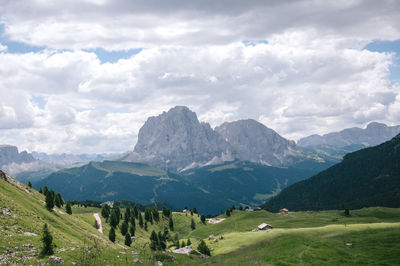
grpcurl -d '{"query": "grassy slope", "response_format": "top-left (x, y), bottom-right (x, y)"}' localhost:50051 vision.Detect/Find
top-left (2, 172), bottom-right (400, 265)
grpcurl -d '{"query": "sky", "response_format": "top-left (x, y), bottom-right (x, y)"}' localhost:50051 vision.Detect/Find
top-left (0, 0), bottom-right (400, 154)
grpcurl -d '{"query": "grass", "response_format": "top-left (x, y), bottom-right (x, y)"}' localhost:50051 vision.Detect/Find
top-left (2, 174), bottom-right (400, 265)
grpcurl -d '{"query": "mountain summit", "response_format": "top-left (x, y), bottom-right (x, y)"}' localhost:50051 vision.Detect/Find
top-left (134, 106), bottom-right (233, 170)
top-left (215, 119), bottom-right (299, 165)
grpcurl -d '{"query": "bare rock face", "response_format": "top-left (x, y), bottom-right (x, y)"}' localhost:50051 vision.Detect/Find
top-left (215, 119), bottom-right (300, 165)
top-left (0, 145), bottom-right (35, 167)
top-left (134, 106), bottom-right (233, 170)
top-left (298, 122), bottom-right (400, 147)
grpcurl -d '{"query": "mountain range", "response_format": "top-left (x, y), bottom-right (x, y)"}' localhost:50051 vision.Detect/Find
top-left (122, 106), bottom-right (325, 171)
top-left (298, 122), bottom-right (400, 147)
top-left (263, 133), bottom-right (400, 212)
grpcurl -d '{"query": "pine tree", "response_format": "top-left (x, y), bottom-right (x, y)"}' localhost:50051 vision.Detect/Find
top-left (120, 221), bottom-right (128, 236)
top-left (190, 218), bottom-right (196, 230)
top-left (169, 215), bottom-right (174, 231)
top-left (109, 227), bottom-right (116, 242)
top-left (45, 191), bottom-right (54, 210)
top-left (43, 186), bottom-right (49, 196)
top-left (226, 209), bottom-right (231, 217)
top-left (40, 224), bottom-right (54, 256)
top-left (129, 215), bottom-right (136, 227)
top-left (197, 240), bottom-right (211, 256)
top-left (239, 205), bottom-right (243, 211)
top-left (133, 205), bottom-right (139, 218)
top-left (149, 230), bottom-right (158, 251)
top-left (187, 238), bottom-right (191, 246)
top-left (152, 206), bottom-right (159, 222)
top-left (144, 207), bottom-right (153, 224)
top-left (28, 181), bottom-right (32, 188)
top-left (39, 187), bottom-right (43, 194)
top-left (201, 214), bottom-right (206, 224)
top-left (66, 202), bottom-right (72, 215)
top-left (94, 219), bottom-right (99, 229)
top-left (124, 207), bottom-right (131, 221)
top-left (181, 240), bottom-right (186, 247)
top-left (124, 232), bottom-right (132, 246)
top-left (54, 194), bottom-right (62, 208)
top-left (193, 207), bottom-right (197, 214)
top-left (129, 223), bottom-right (135, 236)
top-left (162, 206), bottom-right (171, 217)
top-left (144, 221), bottom-right (148, 231)
top-left (101, 204), bottom-right (110, 219)
top-left (138, 212), bottom-right (144, 228)
top-left (175, 240), bottom-right (180, 249)
top-left (109, 210), bottom-right (119, 228)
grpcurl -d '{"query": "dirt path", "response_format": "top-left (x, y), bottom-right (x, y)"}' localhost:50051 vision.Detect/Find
top-left (94, 213), bottom-right (103, 233)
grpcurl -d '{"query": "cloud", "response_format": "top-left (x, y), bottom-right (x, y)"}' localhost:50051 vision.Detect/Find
top-left (0, 1), bottom-right (399, 153)
top-left (1, 0), bottom-right (400, 50)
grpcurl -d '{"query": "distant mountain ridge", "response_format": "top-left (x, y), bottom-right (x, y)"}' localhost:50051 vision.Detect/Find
top-left (36, 160), bottom-right (316, 214)
top-left (298, 122), bottom-right (400, 147)
top-left (263, 133), bottom-right (400, 212)
top-left (0, 145), bottom-right (35, 167)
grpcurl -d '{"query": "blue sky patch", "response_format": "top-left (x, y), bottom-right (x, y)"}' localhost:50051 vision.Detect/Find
top-left (86, 48), bottom-right (143, 63)
top-left (365, 40), bottom-right (400, 83)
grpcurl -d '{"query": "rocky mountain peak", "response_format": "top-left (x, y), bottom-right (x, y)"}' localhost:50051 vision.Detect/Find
top-left (215, 119), bottom-right (299, 165)
top-left (0, 145), bottom-right (35, 167)
top-left (134, 106), bottom-right (233, 170)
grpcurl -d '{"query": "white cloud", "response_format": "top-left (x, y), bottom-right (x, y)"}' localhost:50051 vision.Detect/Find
top-left (0, 43), bottom-right (7, 52)
top-left (0, 1), bottom-right (399, 153)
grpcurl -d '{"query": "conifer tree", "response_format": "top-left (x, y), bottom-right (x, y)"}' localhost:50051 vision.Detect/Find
top-left (40, 224), bottom-right (54, 256)
top-left (101, 204), bottom-right (110, 219)
top-left (201, 214), bottom-right (206, 224)
top-left (66, 202), bottom-right (72, 215)
top-left (133, 205), bottom-right (139, 218)
top-left (124, 207), bottom-right (131, 221)
top-left (129, 215), bottom-right (136, 227)
top-left (197, 240), bottom-right (210, 256)
top-left (94, 219), bottom-right (99, 229)
top-left (43, 186), bottom-right (49, 196)
top-left (187, 238), bottom-right (191, 246)
top-left (45, 191), bottom-right (54, 210)
top-left (144, 221), bottom-right (148, 231)
top-left (28, 181), bottom-right (32, 188)
top-left (226, 209), bottom-right (231, 217)
top-left (175, 240), bottom-right (180, 249)
top-left (120, 221), bottom-right (128, 236)
top-left (109, 210), bottom-right (119, 228)
top-left (109, 227), bottom-right (116, 242)
top-left (124, 232), bottom-right (132, 246)
top-left (169, 215), bottom-right (174, 231)
top-left (39, 187), bottom-right (43, 194)
top-left (129, 223), bottom-right (135, 236)
top-left (138, 212), bottom-right (144, 228)
top-left (152, 206), bottom-right (159, 222)
top-left (239, 205), bottom-right (243, 211)
top-left (162, 206), bottom-right (171, 217)
top-left (54, 194), bottom-right (62, 208)
top-left (190, 218), bottom-right (196, 230)
top-left (181, 240), bottom-right (186, 247)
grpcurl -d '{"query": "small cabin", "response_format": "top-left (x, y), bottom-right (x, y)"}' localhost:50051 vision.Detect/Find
top-left (245, 208), bottom-right (254, 212)
top-left (182, 209), bottom-right (189, 213)
top-left (279, 208), bottom-right (289, 214)
top-left (258, 223), bottom-right (273, 230)
top-left (255, 207), bottom-right (262, 211)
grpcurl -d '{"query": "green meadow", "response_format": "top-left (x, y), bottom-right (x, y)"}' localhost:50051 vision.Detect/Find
top-left (1, 174), bottom-right (400, 265)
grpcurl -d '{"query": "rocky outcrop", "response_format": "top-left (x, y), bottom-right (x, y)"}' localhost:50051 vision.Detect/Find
top-left (298, 122), bottom-right (400, 147)
top-left (133, 106), bottom-right (234, 170)
top-left (215, 119), bottom-right (300, 165)
top-left (0, 145), bottom-right (35, 167)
